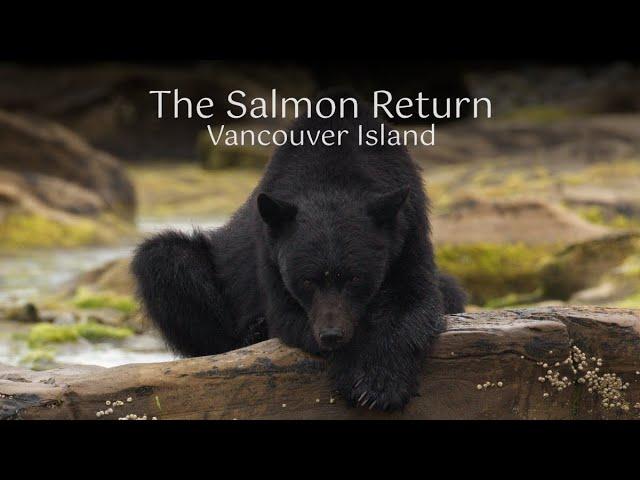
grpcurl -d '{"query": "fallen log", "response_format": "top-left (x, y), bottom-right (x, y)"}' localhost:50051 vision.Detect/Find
top-left (1, 306), bottom-right (640, 420)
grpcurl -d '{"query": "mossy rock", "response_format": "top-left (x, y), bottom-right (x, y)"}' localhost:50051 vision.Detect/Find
top-left (69, 258), bottom-right (135, 296)
top-left (25, 321), bottom-right (133, 348)
top-left (71, 287), bottom-right (137, 314)
top-left (4, 303), bottom-right (40, 323)
top-left (0, 211), bottom-right (137, 249)
top-left (436, 243), bottom-right (552, 305)
top-left (61, 259), bottom-right (150, 332)
top-left (617, 291), bottom-right (640, 308)
top-left (541, 232), bottom-right (640, 300)
top-left (569, 251), bottom-right (640, 306)
top-left (19, 347), bottom-right (58, 371)
top-left (197, 130), bottom-right (271, 170)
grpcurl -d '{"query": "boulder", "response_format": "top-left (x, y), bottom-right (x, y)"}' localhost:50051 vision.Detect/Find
top-left (68, 257), bottom-right (135, 297)
top-left (432, 197), bottom-right (610, 245)
top-left (541, 232), bottom-right (640, 300)
top-left (0, 109), bottom-right (135, 219)
top-left (0, 110), bottom-right (137, 248)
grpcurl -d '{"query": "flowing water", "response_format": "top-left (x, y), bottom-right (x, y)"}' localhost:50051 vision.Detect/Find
top-left (0, 215), bottom-right (228, 369)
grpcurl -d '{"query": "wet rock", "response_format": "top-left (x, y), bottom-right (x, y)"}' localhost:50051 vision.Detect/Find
top-left (570, 252), bottom-right (640, 305)
top-left (541, 232), bottom-right (640, 300)
top-left (51, 312), bottom-right (77, 325)
top-left (571, 282), bottom-right (620, 305)
top-left (66, 258), bottom-right (134, 296)
top-left (4, 303), bottom-right (39, 323)
top-left (83, 308), bottom-right (128, 328)
top-left (125, 311), bottom-right (151, 334)
top-left (121, 332), bottom-right (166, 352)
top-left (0, 109), bottom-right (135, 220)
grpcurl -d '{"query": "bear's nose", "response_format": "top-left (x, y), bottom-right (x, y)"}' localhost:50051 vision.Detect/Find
top-left (319, 327), bottom-right (344, 349)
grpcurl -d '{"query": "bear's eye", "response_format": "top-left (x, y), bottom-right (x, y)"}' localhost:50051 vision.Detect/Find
top-left (302, 279), bottom-right (314, 290)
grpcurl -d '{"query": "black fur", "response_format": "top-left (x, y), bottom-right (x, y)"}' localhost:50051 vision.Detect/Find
top-left (438, 272), bottom-right (468, 314)
top-left (132, 93), bottom-right (467, 411)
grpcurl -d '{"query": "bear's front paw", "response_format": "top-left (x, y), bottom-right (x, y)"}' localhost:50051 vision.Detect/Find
top-left (338, 369), bottom-right (417, 412)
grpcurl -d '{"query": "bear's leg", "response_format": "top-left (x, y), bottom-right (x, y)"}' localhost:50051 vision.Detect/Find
top-left (437, 271), bottom-right (467, 314)
top-left (131, 230), bottom-right (238, 357)
top-left (329, 296), bottom-right (445, 412)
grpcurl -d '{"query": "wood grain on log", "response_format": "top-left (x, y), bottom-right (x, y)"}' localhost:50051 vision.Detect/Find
top-left (1, 306), bottom-right (640, 420)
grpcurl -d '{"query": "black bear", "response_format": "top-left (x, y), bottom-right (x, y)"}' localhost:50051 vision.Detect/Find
top-left (132, 94), bottom-right (466, 411)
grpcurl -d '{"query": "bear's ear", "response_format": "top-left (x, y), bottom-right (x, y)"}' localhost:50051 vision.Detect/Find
top-left (367, 186), bottom-right (410, 225)
top-left (257, 193), bottom-right (298, 228)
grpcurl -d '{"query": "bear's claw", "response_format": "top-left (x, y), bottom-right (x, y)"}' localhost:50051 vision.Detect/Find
top-left (340, 369), bottom-right (415, 412)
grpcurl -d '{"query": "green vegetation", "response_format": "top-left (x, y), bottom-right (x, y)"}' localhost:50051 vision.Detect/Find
top-left (616, 292), bottom-right (640, 308)
top-left (26, 322), bottom-right (133, 348)
top-left (197, 133), bottom-right (270, 169)
top-left (577, 206), bottom-right (607, 225)
top-left (75, 322), bottom-right (134, 342)
top-left (128, 163), bottom-right (261, 217)
top-left (71, 288), bottom-right (137, 314)
top-left (576, 205), bottom-right (640, 230)
top-left (0, 212), bottom-right (136, 249)
top-left (436, 243), bottom-right (552, 306)
top-left (611, 215), bottom-right (640, 230)
top-left (484, 289), bottom-right (544, 309)
top-left (0, 213), bottom-right (98, 249)
top-left (19, 347), bottom-right (57, 371)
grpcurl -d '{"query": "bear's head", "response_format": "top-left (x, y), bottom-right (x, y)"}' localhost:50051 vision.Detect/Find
top-left (257, 186), bottom-right (410, 351)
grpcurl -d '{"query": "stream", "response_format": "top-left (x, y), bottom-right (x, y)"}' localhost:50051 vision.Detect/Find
top-left (0, 215), bottom-right (227, 369)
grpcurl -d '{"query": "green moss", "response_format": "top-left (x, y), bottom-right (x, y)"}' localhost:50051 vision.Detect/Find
top-left (74, 322), bottom-right (133, 342)
top-left (128, 163), bottom-right (261, 217)
top-left (610, 215), bottom-right (640, 230)
top-left (26, 322), bottom-right (133, 348)
top-left (436, 243), bottom-right (552, 305)
top-left (27, 323), bottom-right (78, 347)
top-left (575, 206), bottom-right (640, 230)
top-left (484, 289), bottom-right (544, 309)
top-left (618, 254), bottom-right (640, 278)
top-left (615, 292), bottom-right (640, 308)
top-left (0, 213), bottom-right (98, 249)
top-left (71, 288), bottom-right (137, 314)
top-left (0, 212), bottom-right (137, 249)
top-left (577, 206), bottom-right (606, 225)
top-left (19, 347), bottom-right (58, 371)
